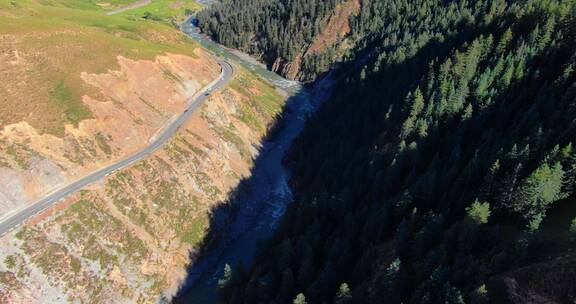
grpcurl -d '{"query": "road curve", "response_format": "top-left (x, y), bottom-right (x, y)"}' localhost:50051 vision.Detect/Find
top-left (0, 59), bottom-right (234, 236)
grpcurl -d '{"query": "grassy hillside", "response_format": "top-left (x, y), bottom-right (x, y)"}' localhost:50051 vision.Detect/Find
top-left (32, 0), bottom-right (136, 10)
top-left (0, 0), bottom-right (200, 135)
top-left (115, 0), bottom-right (202, 23)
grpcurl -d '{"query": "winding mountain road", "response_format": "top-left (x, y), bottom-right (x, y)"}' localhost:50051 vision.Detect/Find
top-left (0, 59), bottom-right (234, 236)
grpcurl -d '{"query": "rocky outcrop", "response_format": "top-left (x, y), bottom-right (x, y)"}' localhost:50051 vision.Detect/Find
top-left (271, 0), bottom-right (360, 81)
top-left (271, 55), bottom-right (302, 81)
top-left (305, 0), bottom-right (360, 56)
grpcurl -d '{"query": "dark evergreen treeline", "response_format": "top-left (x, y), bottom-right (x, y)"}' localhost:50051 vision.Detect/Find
top-left (211, 0), bottom-right (576, 303)
top-left (196, 0), bottom-right (343, 79)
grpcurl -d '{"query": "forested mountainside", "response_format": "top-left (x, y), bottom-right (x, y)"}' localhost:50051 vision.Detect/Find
top-left (197, 0), bottom-right (354, 80)
top-left (208, 0), bottom-right (576, 303)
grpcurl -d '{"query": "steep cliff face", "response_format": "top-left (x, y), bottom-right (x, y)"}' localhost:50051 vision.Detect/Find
top-left (271, 56), bottom-right (302, 82)
top-left (270, 0), bottom-right (360, 80)
top-left (0, 67), bottom-right (285, 303)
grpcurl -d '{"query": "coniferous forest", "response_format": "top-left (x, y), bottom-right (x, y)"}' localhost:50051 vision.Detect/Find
top-left (200, 0), bottom-right (576, 303)
top-left (197, 0), bottom-right (341, 60)
top-left (197, 0), bottom-right (345, 80)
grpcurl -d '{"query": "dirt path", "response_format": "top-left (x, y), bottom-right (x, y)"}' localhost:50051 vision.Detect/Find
top-left (106, 0), bottom-right (152, 15)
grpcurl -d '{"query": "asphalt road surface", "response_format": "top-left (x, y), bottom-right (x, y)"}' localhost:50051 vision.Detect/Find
top-left (0, 59), bottom-right (234, 236)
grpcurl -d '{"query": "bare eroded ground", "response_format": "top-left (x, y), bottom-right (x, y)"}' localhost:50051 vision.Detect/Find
top-left (0, 65), bottom-right (285, 303)
top-left (0, 49), bottom-right (219, 220)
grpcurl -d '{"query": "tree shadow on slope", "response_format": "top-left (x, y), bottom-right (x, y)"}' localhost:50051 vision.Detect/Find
top-left (178, 10), bottom-right (576, 304)
top-left (168, 13), bottom-right (499, 304)
top-left (169, 83), bottom-right (314, 303)
top-left (166, 9), bottom-right (573, 302)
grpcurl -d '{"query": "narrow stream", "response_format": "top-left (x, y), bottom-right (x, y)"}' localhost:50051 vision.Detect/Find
top-left (170, 18), bottom-right (334, 303)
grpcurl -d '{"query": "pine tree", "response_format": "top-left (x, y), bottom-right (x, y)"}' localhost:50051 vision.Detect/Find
top-left (562, 143), bottom-right (576, 195)
top-left (293, 293), bottom-right (307, 304)
top-left (514, 161), bottom-right (565, 228)
top-left (218, 264), bottom-right (232, 289)
top-left (496, 28), bottom-right (513, 54)
top-left (218, 264), bottom-right (234, 300)
top-left (466, 200), bottom-right (491, 224)
top-left (335, 283), bottom-right (352, 304)
top-left (442, 284), bottom-right (466, 304)
top-left (570, 217), bottom-right (576, 233)
top-left (470, 284), bottom-right (489, 304)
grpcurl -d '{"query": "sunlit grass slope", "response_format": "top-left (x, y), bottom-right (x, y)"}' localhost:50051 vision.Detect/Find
top-left (116, 0), bottom-right (202, 23)
top-left (0, 0), bottom-right (200, 136)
